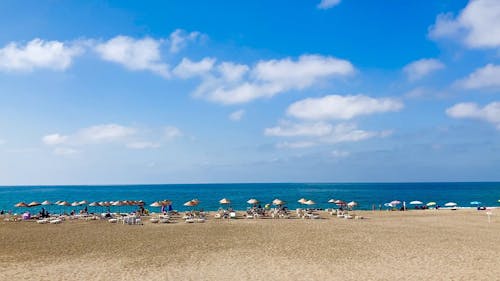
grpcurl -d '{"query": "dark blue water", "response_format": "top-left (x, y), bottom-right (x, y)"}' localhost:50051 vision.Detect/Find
top-left (1, 182), bottom-right (499, 213)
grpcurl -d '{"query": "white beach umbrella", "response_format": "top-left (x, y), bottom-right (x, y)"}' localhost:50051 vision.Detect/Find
top-left (445, 202), bottom-right (457, 207)
top-left (298, 198), bottom-right (307, 204)
top-left (219, 198), bottom-right (231, 204)
top-left (89, 202), bottom-right (100, 207)
top-left (390, 200), bottom-right (401, 205)
top-left (347, 201), bottom-right (357, 207)
top-left (410, 201), bottom-right (423, 205)
top-left (328, 199), bottom-right (336, 203)
top-left (272, 199), bottom-right (285, 206)
top-left (247, 199), bottom-right (259, 205)
top-left (71, 201), bottom-right (80, 207)
top-left (41, 200), bottom-right (51, 206)
top-left (150, 201), bottom-right (161, 207)
top-left (304, 200), bottom-right (315, 205)
top-left (79, 200), bottom-right (88, 205)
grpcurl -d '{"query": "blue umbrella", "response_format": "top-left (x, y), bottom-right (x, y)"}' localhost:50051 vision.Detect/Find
top-left (470, 201), bottom-right (481, 205)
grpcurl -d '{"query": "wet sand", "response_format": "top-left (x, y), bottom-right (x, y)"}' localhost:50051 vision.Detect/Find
top-left (1, 209), bottom-right (499, 280)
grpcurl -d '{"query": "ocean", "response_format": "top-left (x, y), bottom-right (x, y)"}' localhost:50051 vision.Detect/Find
top-left (1, 182), bottom-right (499, 213)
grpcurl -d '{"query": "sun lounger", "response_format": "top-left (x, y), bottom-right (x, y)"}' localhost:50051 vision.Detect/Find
top-left (36, 219), bottom-right (48, 224)
top-left (49, 219), bottom-right (62, 224)
top-left (108, 218), bottom-right (118, 223)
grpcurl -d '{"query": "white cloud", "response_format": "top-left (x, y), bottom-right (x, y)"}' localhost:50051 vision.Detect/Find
top-left (218, 62), bottom-right (249, 82)
top-left (126, 141), bottom-right (161, 149)
top-left (429, 0), bottom-right (500, 48)
top-left (317, 0), bottom-right (341, 10)
top-left (42, 134), bottom-right (68, 145)
top-left (277, 141), bottom-right (317, 149)
top-left (0, 38), bottom-right (83, 72)
top-left (176, 54), bottom-right (355, 105)
top-left (287, 95), bottom-right (403, 121)
top-left (168, 29), bottom-right (202, 53)
top-left (53, 147), bottom-right (79, 156)
top-left (43, 124), bottom-right (136, 146)
top-left (403, 58), bottom-right (445, 81)
top-left (173, 57), bottom-right (215, 78)
top-left (446, 101), bottom-right (500, 129)
top-left (95, 36), bottom-right (169, 78)
top-left (265, 121), bottom-right (333, 137)
top-left (457, 64), bottom-right (500, 89)
top-left (331, 150), bottom-right (350, 158)
top-left (265, 121), bottom-right (390, 145)
top-left (229, 109), bottom-right (245, 121)
top-left (165, 126), bottom-right (183, 140)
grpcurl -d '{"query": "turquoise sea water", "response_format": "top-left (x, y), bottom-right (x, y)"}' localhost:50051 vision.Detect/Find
top-left (1, 182), bottom-right (499, 213)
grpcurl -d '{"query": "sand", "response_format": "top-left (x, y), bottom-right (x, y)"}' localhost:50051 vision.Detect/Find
top-left (1, 210), bottom-right (499, 281)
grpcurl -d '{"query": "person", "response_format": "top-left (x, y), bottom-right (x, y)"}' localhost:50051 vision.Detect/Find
top-left (168, 204), bottom-right (173, 212)
top-left (0, 210), bottom-right (4, 215)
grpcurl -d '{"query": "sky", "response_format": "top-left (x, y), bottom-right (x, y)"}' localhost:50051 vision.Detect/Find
top-left (0, 0), bottom-right (499, 185)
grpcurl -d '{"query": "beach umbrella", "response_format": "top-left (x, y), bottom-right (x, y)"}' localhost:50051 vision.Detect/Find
top-left (55, 200), bottom-right (62, 205)
top-left (58, 201), bottom-right (71, 206)
top-left (347, 201), bottom-right (357, 207)
top-left (384, 203), bottom-right (393, 207)
top-left (470, 201), bottom-right (481, 205)
top-left (15, 202), bottom-right (28, 208)
top-left (272, 199), bottom-right (285, 206)
top-left (427, 202), bottom-right (436, 207)
top-left (304, 200), bottom-right (315, 205)
top-left (184, 199), bottom-right (200, 207)
top-left (219, 198), bottom-right (231, 204)
top-left (71, 201), bottom-right (80, 207)
top-left (410, 201), bottom-right (423, 205)
top-left (89, 202), bottom-right (100, 207)
top-left (247, 198), bottom-right (259, 205)
top-left (79, 200), bottom-right (88, 205)
top-left (160, 200), bottom-right (172, 206)
top-left (298, 198), bottom-right (307, 204)
top-left (41, 200), bottom-right (51, 206)
top-left (28, 201), bottom-right (41, 207)
top-left (150, 201), bottom-right (161, 207)
top-left (390, 200), bottom-right (401, 206)
top-left (327, 199), bottom-right (336, 203)
top-left (445, 202), bottom-right (457, 207)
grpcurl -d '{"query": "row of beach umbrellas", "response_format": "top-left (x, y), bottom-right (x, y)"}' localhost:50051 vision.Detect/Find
top-left (15, 198), bottom-right (500, 210)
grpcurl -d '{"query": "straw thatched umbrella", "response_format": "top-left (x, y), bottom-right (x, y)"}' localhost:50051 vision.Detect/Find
top-left (15, 202), bottom-right (28, 208)
top-left (28, 201), bottom-right (41, 207)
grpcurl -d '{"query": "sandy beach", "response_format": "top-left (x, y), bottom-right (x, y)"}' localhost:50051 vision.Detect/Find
top-left (1, 209), bottom-right (499, 281)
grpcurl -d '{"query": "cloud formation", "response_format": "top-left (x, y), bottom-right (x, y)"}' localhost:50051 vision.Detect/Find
top-left (95, 36), bottom-right (170, 78)
top-left (446, 101), bottom-right (500, 130)
top-left (265, 121), bottom-right (391, 145)
top-left (317, 0), bottom-right (341, 10)
top-left (457, 64), bottom-right (500, 90)
top-left (176, 54), bottom-right (355, 104)
top-left (0, 38), bottom-right (83, 72)
top-left (229, 110), bottom-right (245, 121)
top-left (429, 0), bottom-right (500, 48)
top-left (287, 95), bottom-right (403, 121)
top-left (168, 29), bottom-right (203, 53)
top-left (403, 58), bottom-right (445, 81)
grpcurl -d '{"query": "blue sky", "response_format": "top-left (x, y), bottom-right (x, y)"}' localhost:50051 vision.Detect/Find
top-left (0, 0), bottom-right (499, 185)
